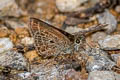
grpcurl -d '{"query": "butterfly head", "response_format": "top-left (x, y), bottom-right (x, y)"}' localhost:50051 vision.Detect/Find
top-left (74, 34), bottom-right (86, 51)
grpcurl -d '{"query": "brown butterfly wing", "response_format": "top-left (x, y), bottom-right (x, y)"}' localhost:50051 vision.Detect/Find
top-left (29, 18), bottom-right (74, 58)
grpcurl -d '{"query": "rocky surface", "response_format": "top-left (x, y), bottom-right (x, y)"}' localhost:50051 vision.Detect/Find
top-left (0, 0), bottom-right (120, 80)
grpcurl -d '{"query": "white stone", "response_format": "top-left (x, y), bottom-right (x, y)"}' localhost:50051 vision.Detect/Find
top-left (21, 37), bottom-right (34, 45)
top-left (18, 72), bottom-right (31, 79)
top-left (56, 0), bottom-right (88, 12)
top-left (88, 71), bottom-right (115, 80)
top-left (115, 6), bottom-right (120, 13)
top-left (0, 38), bottom-right (13, 53)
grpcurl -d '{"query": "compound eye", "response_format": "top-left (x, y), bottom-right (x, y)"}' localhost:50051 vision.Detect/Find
top-left (76, 38), bottom-right (80, 43)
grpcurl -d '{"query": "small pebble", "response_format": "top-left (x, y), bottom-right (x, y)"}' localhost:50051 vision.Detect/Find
top-left (56, 0), bottom-right (88, 12)
top-left (0, 27), bottom-right (9, 38)
top-left (21, 37), bottom-right (34, 45)
top-left (115, 6), bottom-right (120, 13)
top-left (9, 31), bottom-right (17, 43)
top-left (91, 32), bottom-right (107, 42)
top-left (15, 27), bottom-right (29, 38)
top-left (18, 72), bottom-right (31, 79)
top-left (0, 0), bottom-right (22, 17)
top-left (97, 10), bottom-right (117, 34)
top-left (99, 35), bottom-right (120, 50)
top-left (5, 20), bottom-right (27, 29)
top-left (65, 69), bottom-right (82, 80)
top-left (89, 0), bottom-right (100, 7)
top-left (30, 64), bottom-right (64, 80)
top-left (111, 54), bottom-right (120, 62)
top-left (86, 48), bottom-right (115, 72)
top-left (0, 38), bottom-right (13, 53)
top-left (65, 26), bottom-right (83, 34)
top-left (117, 56), bottom-right (120, 67)
top-left (0, 50), bottom-right (27, 70)
top-left (24, 50), bottom-right (39, 62)
top-left (114, 72), bottom-right (120, 80)
top-left (86, 56), bottom-right (115, 72)
top-left (53, 14), bottom-right (66, 27)
top-left (88, 71), bottom-right (116, 80)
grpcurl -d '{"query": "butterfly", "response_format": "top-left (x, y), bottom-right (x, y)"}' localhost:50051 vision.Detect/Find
top-left (29, 18), bottom-right (87, 58)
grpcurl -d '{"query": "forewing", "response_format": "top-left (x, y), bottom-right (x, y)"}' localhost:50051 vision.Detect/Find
top-left (29, 18), bottom-right (74, 58)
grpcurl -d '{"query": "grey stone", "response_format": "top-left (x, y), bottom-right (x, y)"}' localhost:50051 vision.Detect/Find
top-left (88, 71), bottom-right (116, 80)
top-left (5, 19), bottom-right (27, 29)
top-left (91, 32), bottom-right (107, 42)
top-left (30, 64), bottom-right (64, 80)
top-left (0, 38), bottom-right (13, 53)
top-left (86, 56), bottom-right (115, 72)
top-left (20, 60), bottom-right (71, 80)
top-left (98, 35), bottom-right (120, 50)
top-left (86, 48), bottom-right (115, 72)
top-left (97, 10), bottom-right (117, 34)
top-left (0, 51), bottom-right (27, 70)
